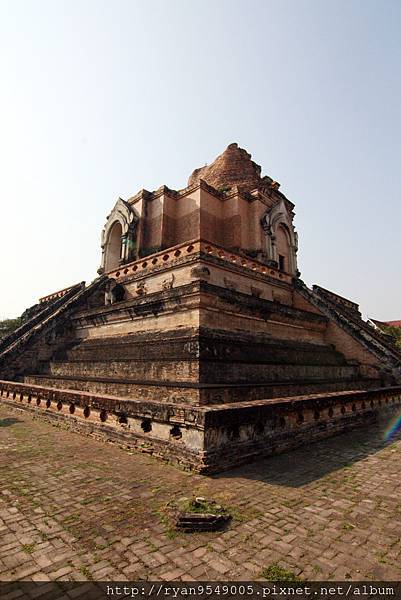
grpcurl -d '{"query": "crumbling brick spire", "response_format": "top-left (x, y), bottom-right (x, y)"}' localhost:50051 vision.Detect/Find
top-left (188, 142), bottom-right (273, 193)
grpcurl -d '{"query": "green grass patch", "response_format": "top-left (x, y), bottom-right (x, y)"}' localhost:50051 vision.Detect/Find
top-left (78, 565), bottom-right (93, 580)
top-left (80, 497), bottom-right (95, 506)
top-left (62, 513), bottom-right (80, 524)
top-left (154, 508), bottom-right (177, 540)
top-left (181, 498), bottom-right (228, 516)
top-left (260, 564), bottom-right (302, 582)
top-left (21, 543), bottom-right (35, 554)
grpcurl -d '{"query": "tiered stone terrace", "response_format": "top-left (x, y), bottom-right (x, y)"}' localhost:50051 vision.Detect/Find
top-left (1, 143), bottom-right (400, 472)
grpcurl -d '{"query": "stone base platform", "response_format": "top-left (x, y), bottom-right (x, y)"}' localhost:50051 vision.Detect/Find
top-left (1, 379), bottom-right (401, 473)
top-left (23, 373), bottom-right (377, 406)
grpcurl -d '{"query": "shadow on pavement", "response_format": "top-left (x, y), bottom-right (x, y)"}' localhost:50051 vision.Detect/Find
top-left (0, 417), bottom-right (22, 427)
top-left (213, 417), bottom-right (401, 488)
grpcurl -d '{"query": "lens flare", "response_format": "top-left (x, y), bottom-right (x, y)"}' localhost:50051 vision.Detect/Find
top-left (383, 411), bottom-right (401, 442)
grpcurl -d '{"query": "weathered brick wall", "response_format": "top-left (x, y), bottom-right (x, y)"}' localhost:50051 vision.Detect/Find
top-left (188, 143), bottom-right (268, 193)
top-left (4, 246), bottom-right (390, 410)
top-left (1, 380), bottom-right (400, 473)
top-left (293, 289), bottom-right (383, 376)
top-left (324, 321), bottom-right (381, 372)
top-left (165, 212), bottom-right (200, 248)
top-left (17, 277), bottom-right (381, 405)
top-left (201, 362), bottom-right (358, 385)
top-left (199, 285), bottom-right (327, 344)
top-left (47, 360), bottom-right (199, 382)
top-left (141, 213), bottom-right (163, 251)
top-left (199, 378), bottom-right (375, 405)
top-left (202, 387), bottom-right (401, 472)
top-left (0, 381), bottom-right (205, 471)
top-left (24, 375), bottom-right (200, 404)
top-left (292, 290), bottom-right (322, 314)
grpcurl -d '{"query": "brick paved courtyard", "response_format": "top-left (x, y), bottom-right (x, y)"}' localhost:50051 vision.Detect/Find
top-left (1, 405), bottom-right (401, 583)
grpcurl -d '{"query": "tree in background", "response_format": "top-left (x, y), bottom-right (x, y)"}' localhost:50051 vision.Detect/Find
top-left (0, 317), bottom-right (22, 340)
top-left (380, 324), bottom-right (401, 350)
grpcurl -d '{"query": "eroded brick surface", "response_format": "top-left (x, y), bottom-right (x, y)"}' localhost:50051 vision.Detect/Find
top-left (1, 405), bottom-right (401, 582)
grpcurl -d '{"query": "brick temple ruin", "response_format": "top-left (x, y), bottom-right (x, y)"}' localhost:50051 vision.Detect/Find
top-left (1, 143), bottom-right (401, 472)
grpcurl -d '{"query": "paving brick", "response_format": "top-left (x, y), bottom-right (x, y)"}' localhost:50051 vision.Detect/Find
top-left (1, 405), bottom-right (401, 582)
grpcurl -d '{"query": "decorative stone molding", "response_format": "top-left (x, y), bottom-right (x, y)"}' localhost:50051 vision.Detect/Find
top-left (99, 198), bottom-right (139, 273)
top-left (190, 266), bottom-right (211, 280)
top-left (135, 280), bottom-right (147, 296)
top-left (161, 274), bottom-right (175, 291)
top-left (261, 199), bottom-right (298, 275)
top-left (106, 239), bottom-right (292, 286)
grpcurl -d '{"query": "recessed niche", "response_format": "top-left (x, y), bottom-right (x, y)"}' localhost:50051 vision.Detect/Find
top-left (141, 419), bottom-right (152, 432)
top-left (170, 425), bottom-right (182, 440)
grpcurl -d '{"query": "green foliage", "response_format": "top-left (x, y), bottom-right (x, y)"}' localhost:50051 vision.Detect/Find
top-left (0, 317), bottom-right (22, 339)
top-left (380, 324), bottom-right (401, 349)
top-left (260, 564), bottom-right (302, 582)
top-left (78, 565), bottom-right (93, 580)
top-left (139, 246), bottom-right (162, 258)
top-left (181, 498), bottom-right (228, 516)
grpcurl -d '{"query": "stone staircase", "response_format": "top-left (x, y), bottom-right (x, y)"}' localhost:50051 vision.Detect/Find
top-left (0, 277), bottom-right (106, 381)
top-left (295, 280), bottom-right (401, 383)
top-left (0, 283), bottom-right (84, 356)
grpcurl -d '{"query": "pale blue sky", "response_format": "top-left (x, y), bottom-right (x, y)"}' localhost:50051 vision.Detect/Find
top-left (0, 0), bottom-right (399, 320)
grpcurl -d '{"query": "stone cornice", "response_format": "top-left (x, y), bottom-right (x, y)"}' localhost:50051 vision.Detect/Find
top-left (125, 178), bottom-right (292, 207)
top-left (105, 238), bottom-right (294, 285)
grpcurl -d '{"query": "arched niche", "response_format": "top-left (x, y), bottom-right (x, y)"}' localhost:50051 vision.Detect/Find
top-left (99, 198), bottom-right (139, 274)
top-left (104, 221), bottom-right (123, 272)
top-left (275, 224), bottom-right (291, 272)
top-left (261, 199), bottom-right (298, 275)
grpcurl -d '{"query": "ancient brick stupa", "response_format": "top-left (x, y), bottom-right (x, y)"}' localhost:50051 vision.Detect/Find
top-left (1, 144), bottom-right (401, 472)
top-left (188, 142), bottom-right (275, 192)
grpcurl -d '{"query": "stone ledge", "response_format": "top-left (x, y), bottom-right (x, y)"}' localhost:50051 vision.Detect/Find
top-left (24, 373), bottom-right (367, 389)
top-left (0, 379), bottom-right (204, 423)
top-left (1, 379), bottom-right (400, 474)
